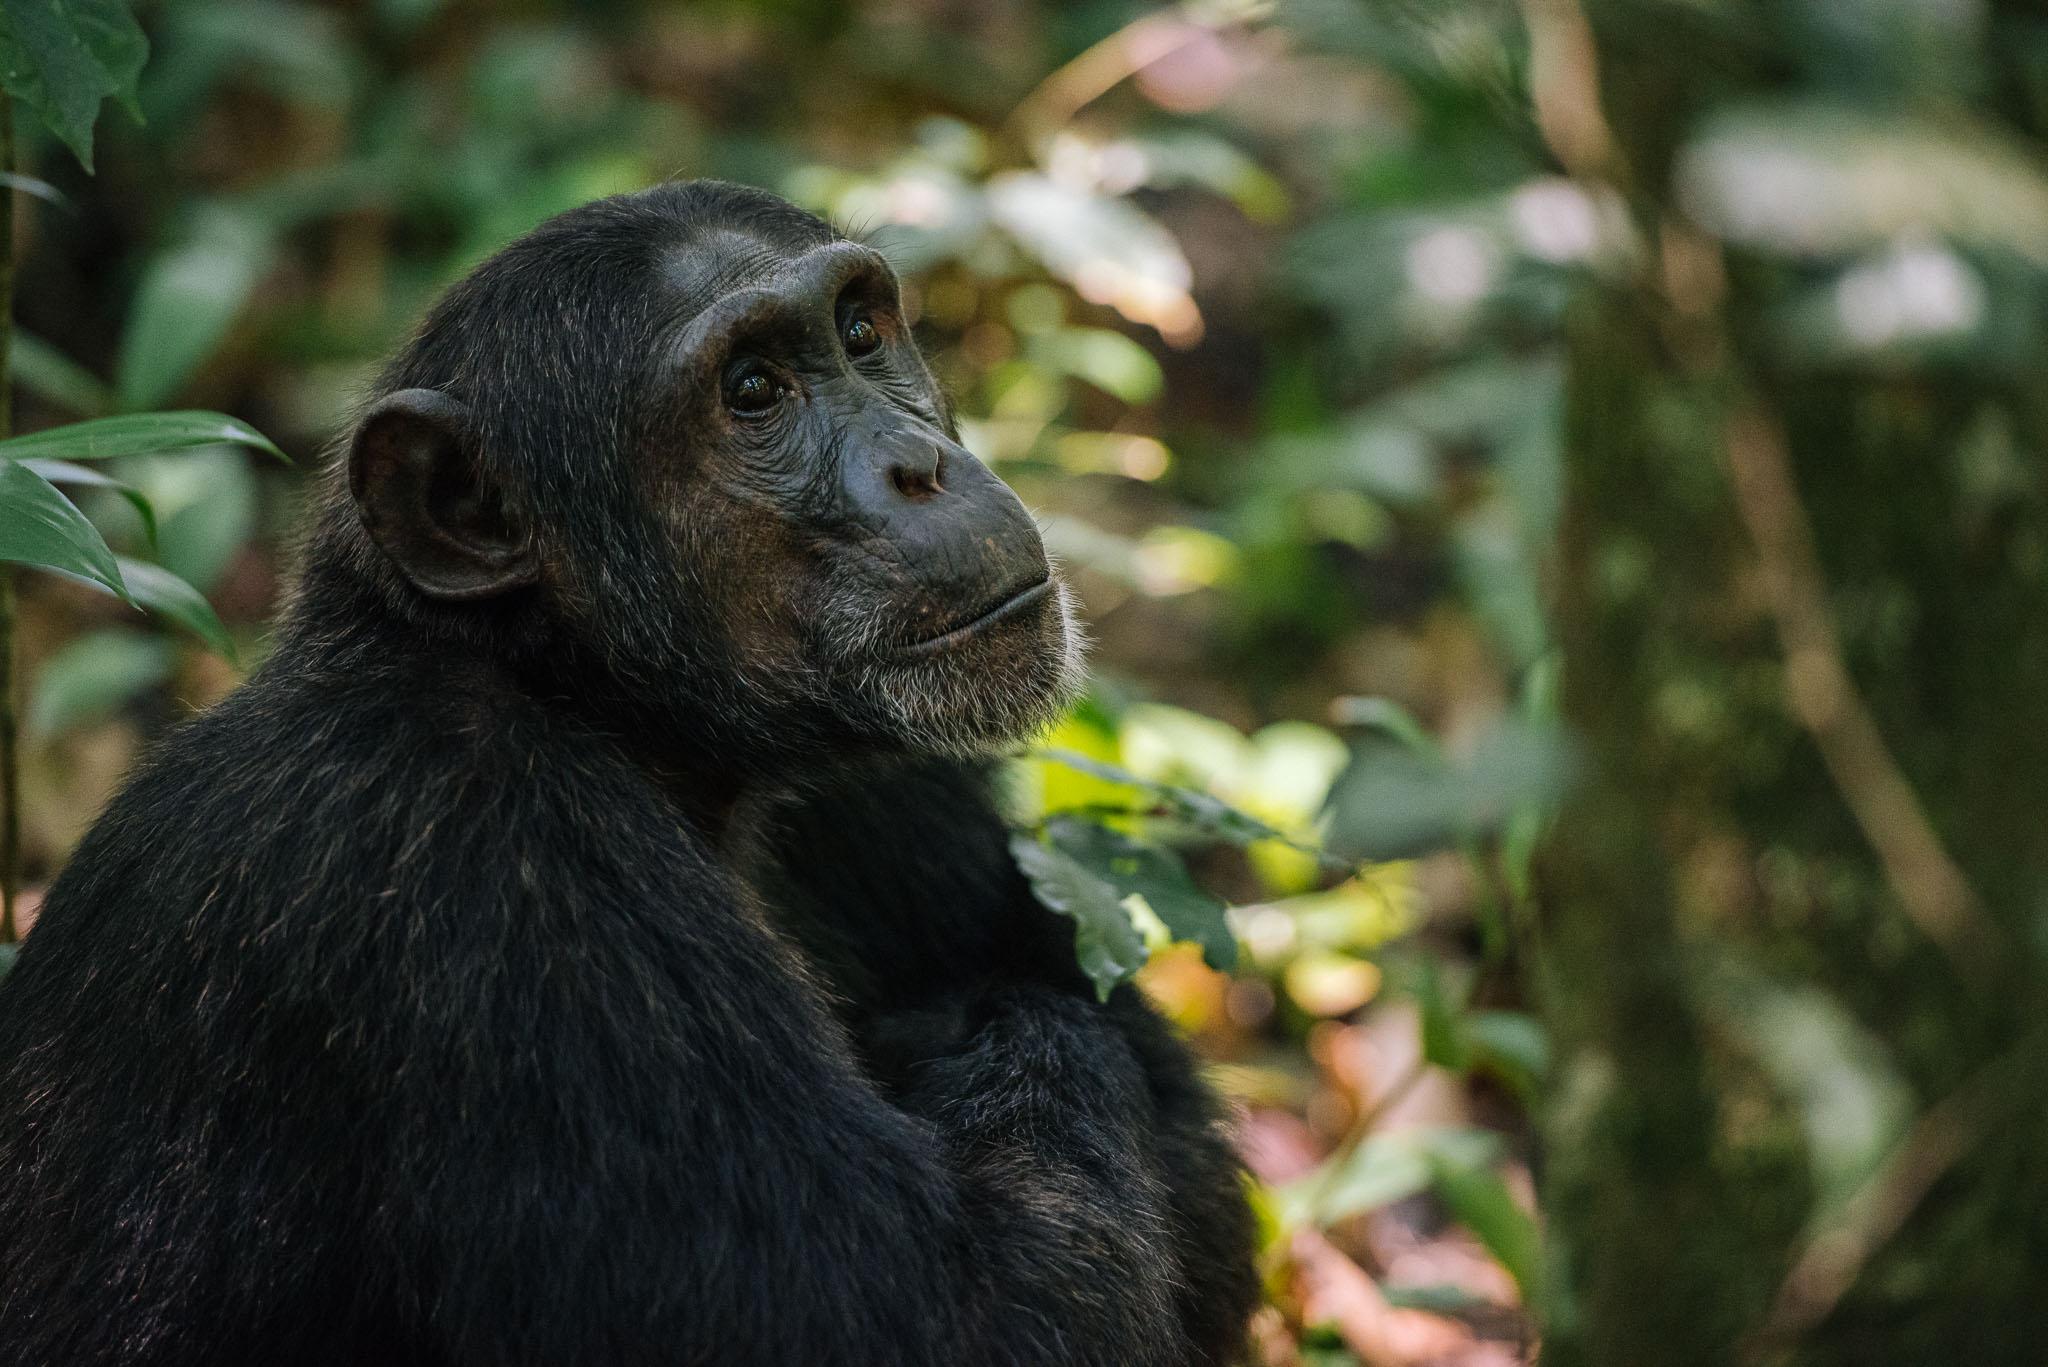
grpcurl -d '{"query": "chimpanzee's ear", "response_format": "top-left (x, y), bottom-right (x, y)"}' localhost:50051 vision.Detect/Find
top-left (348, 388), bottom-right (539, 602)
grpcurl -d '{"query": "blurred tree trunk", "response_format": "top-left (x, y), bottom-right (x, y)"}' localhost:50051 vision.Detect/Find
top-left (1538, 3), bottom-right (2048, 1362)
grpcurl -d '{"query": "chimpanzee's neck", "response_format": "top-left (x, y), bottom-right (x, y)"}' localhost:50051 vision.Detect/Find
top-left (283, 542), bottom-right (796, 845)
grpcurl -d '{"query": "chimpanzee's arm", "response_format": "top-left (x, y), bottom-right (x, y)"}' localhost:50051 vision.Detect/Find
top-left (752, 757), bottom-right (1261, 1365)
top-left (401, 760), bottom-right (1193, 1367)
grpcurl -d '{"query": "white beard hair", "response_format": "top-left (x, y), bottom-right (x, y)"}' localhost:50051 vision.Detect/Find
top-left (819, 577), bottom-right (1089, 758)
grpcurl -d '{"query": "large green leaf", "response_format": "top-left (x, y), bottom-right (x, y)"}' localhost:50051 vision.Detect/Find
top-left (116, 207), bottom-right (277, 410)
top-left (1323, 720), bottom-right (1573, 863)
top-left (0, 411), bottom-right (286, 464)
top-left (114, 556), bottom-right (234, 661)
top-left (1044, 816), bottom-right (1236, 972)
top-left (0, 458), bottom-right (127, 598)
top-left (21, 458), bottom-right (155, 543)
top-left (27, 628), bottom-right (172, 739)
top-left (1008, 832), bottom-right (1147, 1001)
top-left (0, 0), bottom-right (148, 171)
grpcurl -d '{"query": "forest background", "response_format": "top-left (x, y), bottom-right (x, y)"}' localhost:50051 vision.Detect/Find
top-left (2, 1), bottom-right (2045, 1362)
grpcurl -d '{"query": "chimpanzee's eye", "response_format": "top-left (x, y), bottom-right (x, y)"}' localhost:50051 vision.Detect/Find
top-left (726, 368), bottom-right (780, 416)
top-left (842, 315), bottom-right (881, 357)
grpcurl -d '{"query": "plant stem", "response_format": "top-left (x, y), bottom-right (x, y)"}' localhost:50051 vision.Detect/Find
top-left (0, 99), bottom-right (17, 944)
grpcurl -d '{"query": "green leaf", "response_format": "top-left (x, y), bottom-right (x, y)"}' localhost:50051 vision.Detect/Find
top-left (1465, 1010), bottom-right (1549, 1103)
top-left (0, 0), bottom-right (148, 171)
top-left (1324, 720), bottom-right (1573, 863)
top-left (1283, 1134), bottom-right (1432, 1228)
top-left (21, 458), bottom-right (154, 543)
top-left (1027, 328), bottom-right (1164, 405)
top-left (0, 171), bottom-right (67, 207)
top-left (0, 458), bottom-right (127, 598)
top-left (114, 556), bottom-right (234, 660)
top-left (1035, 748), bottom-right (1296, 849)
top-left (1275, 1126), bottom-right (1501, 1230)
top-left (1330, 696), bottom-right (1440, 759)
top-left (1009, 832), bottom-right (1147, 1001)
top-left (1429, 1157), bottom-right (1541, 1300)
top-left (1044, 816), bottom-right (1236, 971)
top-left (10, 331), bottom-right (113, 416)
top-left (27, 628), bottom-right (172, 739)
top-left (116, 207), bottom-right (277, 410)
top-left (122, 444), bottom-right (257, 591)
top-left (1413, 956), bottom-right (1471, 1072)
top-left (0, 411), bottom-right (287, 464)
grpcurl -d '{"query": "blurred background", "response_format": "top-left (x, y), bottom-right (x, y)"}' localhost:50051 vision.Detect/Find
top-left (7, 0), bottom-right (2048, 1362)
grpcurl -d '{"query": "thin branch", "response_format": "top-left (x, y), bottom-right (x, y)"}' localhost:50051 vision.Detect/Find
top-left (1302, 1052), bottom-right (1433, 1220)
top-left (1722, 405), bottom-right (1996, 976)
top-left (1005, 5), bottom-right (1226, 152)
top-left (1516, 0), bottom-right (1626, 184)
top-left (1752, 1027), bottom-right (2045, 1348)
top-left (1516, 0), bottom-right (1996, 977)
top-left (0, 100), bottom-right (17, 946)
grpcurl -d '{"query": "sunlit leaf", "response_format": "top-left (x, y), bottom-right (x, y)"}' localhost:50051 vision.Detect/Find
top-left (1281, 948), bottom-right (1381, 1016)
top-left (1026, 327), bottom-right (1164, 405)
top-left (986, 172), bottom-right (1201, 345)
top-left (1125, 131), bottom-right (1289, 223)
top-left (1009, 831), bottom-right (1147, 1001)
top-left (0, 411), bottom-right (286, 464)
top-left (1710, 968), bottom-right (1912, 1225)
top-left (27, 628), bottom-right (172, 739)
top-left (1678, 102), bottom-right (2048, 264)
top-left (0, 0), bottom-right (148, 171)
top-left (0, 458), bottom-right (127, 598)
top-left (1007, 704), bottom-right (1146, 823)
top-left (115, 556), bottom-right (235, 661)
top-left (1044, 816), bottom-right (1236, 971)
top-left (1037, 747), bottom-right (1298, 851)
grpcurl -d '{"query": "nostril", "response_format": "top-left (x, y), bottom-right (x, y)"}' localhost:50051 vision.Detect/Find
top-left (890, 458), bottom-right (945, 501)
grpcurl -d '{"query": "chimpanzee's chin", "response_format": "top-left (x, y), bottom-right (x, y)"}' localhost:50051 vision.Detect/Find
top-left (850, 580), bottom-right (1084, 758)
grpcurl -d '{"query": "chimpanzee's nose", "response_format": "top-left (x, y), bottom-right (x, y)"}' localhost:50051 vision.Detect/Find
top-left (888, 442), bottom-right (947, 502)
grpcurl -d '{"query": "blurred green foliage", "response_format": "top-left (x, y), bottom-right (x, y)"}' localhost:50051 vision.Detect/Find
top-left (8, 0), bottom-right (2048, 1362)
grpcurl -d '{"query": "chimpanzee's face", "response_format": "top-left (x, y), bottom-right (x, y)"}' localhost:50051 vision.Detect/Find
top-left (346, 186), bottom-right (1082, 765)
top-left (645, 233), bottom-right (1083, 757)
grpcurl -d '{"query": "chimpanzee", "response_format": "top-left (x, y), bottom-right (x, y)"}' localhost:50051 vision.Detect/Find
top-left (0, 181), bottom-right (1257, 1366)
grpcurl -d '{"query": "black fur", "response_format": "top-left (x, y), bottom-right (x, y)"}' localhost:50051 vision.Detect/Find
top-left (0, 181), bottom-right (1257, 1366)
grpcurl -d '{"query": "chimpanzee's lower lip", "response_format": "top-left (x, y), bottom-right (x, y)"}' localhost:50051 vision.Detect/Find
top-left (898, 577), bottom-right (1054, 658)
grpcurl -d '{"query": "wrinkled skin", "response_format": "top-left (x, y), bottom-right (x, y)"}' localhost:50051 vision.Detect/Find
top-left (0, 181), bottom-right (1256, 1367)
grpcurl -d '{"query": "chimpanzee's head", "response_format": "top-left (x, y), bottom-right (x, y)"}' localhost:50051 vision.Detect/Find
top-left (324, 182), bottom-right (1082, 767)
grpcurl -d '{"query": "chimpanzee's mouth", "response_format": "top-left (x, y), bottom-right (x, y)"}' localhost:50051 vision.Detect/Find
top-left (898, 575), bottom-right (1054, 658)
